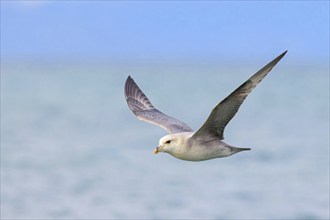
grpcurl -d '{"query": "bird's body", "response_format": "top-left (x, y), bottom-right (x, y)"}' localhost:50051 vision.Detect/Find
top-left (157, 132), bottom-right (250, 161)
top-left (124, 51), bottom-right (287, 161)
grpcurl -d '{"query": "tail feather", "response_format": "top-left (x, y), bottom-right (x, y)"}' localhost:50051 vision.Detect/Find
top-left (232, 146), bottom-right (251, 153)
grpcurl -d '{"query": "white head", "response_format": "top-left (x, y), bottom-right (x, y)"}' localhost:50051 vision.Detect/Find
top-left (153, 132), bottom-right (192, 156)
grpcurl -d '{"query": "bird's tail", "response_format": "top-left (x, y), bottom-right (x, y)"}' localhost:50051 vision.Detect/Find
top-left (232, 146), bottom-right (251, 154)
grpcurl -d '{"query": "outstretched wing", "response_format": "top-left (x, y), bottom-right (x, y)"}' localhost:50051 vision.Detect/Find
top-left (125, 76), bottom-right (193, 134)
top-left (192, 51), bottom-right (287, 141)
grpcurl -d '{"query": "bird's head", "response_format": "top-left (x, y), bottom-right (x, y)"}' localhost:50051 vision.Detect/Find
top-left (154, 132), bottom-right (193, 156)
top-left (154, 134), bottom-right (178, 154)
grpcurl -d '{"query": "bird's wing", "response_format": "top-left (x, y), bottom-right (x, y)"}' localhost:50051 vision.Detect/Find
top-left (192, 51), bottom-right (287, 141)
top-left (125, 76), bottom-right (193, 134)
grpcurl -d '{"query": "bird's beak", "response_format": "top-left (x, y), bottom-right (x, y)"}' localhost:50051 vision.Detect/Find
top-left (154, 145), bottom-right (164, 154)
top-left (153, 147), bottom-right (159, 154)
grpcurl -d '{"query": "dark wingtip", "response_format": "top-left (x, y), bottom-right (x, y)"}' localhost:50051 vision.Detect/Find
top-left (279, 50), bottom-right (288, 58)
top-left (124, 75), bottom-right (134, 99)
top-left (126, 75), bottom-right (133, 85)
top-left (260, 50), bottom-right (287, 73)
top-left (273, 50), bottom-right (288, 63)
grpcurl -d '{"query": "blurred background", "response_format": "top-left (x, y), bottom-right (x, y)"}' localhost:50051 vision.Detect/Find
top-left (1, 1), bottom-right (329, 219)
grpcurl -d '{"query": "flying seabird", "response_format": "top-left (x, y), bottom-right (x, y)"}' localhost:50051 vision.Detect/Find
top-left (124, 51), bottom-right (287, 161)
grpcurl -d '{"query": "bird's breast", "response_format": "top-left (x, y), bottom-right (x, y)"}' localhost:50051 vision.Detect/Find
top-left (169, 139), bottom-right (229, 161)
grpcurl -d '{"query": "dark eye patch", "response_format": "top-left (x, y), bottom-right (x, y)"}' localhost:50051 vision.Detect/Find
top-left (165, 140), bottom-right (171, 144)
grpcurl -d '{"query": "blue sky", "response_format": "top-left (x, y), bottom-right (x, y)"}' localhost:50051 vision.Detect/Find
top-left (1, 1), bottom-right (329, 63)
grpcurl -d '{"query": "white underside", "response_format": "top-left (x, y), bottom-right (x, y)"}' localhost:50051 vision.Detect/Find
top-left (159, 132), bottom-right (237, 161)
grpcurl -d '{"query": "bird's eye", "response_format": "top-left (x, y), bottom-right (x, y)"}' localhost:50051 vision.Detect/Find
top-left (165, 140), bottom-right (171, 144)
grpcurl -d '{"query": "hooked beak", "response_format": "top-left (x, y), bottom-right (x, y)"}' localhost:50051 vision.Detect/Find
top-left (153, 148), bottom-right (158, 154)
top-left (153, 145), bottom-right (164, 154)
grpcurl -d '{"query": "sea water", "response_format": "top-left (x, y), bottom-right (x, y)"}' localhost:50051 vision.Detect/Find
top-left (1, 61), bottom-right (329, 219)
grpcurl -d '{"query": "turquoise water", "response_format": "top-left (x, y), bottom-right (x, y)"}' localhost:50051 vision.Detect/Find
top-left (1, 62), bottom-right (329, 219)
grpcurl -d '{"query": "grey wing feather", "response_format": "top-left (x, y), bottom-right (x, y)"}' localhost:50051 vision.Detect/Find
top-left (192, 51), bottom-right (287, 141)
top-left (125, 76), bottom-right (193, 134)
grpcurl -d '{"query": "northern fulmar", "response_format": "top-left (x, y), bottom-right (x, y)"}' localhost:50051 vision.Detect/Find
top-left (124, 51), bottom-right (287, 161)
